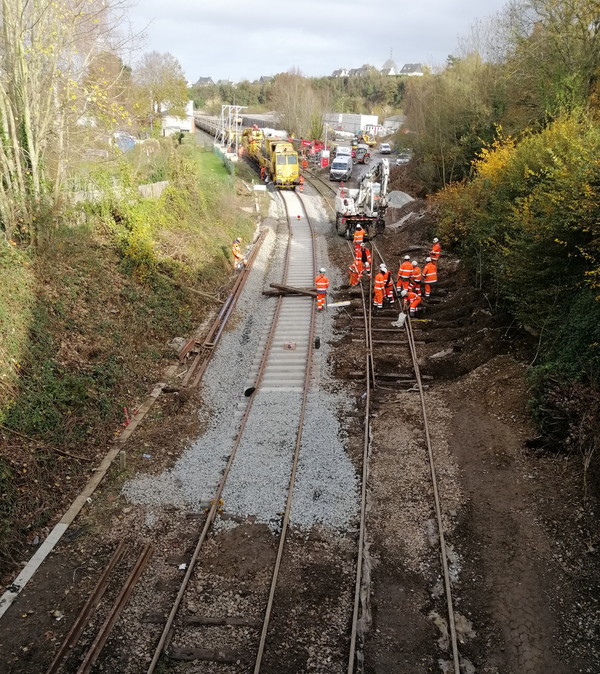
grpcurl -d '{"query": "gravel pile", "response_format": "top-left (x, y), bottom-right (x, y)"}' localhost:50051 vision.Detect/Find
top-left (124, 190), bottom-right (360, 533)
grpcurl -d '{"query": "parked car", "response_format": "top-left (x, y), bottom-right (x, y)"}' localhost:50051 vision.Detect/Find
top-left (395, 151), bottom-right (412, 165)
top-left (329, 155), bottom-right (353, 181)
top-left (380, 143), bottom-right (391, 154)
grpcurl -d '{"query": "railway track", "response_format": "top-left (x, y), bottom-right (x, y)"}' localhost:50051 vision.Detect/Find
top-left (345, 241), bottom-right (461, 673)
top-left (141, 188), bottom-right (322, 672)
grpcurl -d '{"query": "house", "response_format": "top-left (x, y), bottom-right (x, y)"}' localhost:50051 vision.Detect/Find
top-left (380, 56), bottom-right (398, 76)
top-left (194, 77), bottom-right (214, 86)
top-left (161, 100), bottom-right (195, 137)
top-left (259, 75), bottom-right (273, 84)
top-left (399, 63), bottom-right (425, 76)
top-left (332, 68), bottom-right (349, 78)
top-left (217, 79), bottom-right (234, 87)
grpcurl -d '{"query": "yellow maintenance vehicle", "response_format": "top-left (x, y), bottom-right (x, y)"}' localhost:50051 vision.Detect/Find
top-left (241, 126), bottom-right (300, 189)
top-left (357, 131), bottom-right (377, 147)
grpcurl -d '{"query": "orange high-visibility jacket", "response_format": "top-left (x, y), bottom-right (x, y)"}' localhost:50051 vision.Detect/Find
top-left (315, 273), bottom-right (329, 293)
top-left (430, 242), bottom-right (442, 261)
top-left (231, 243), bottom-right (243, 260)
top-left (423, 262), bottom-right (438, 283)
top-left (405, 290), bottom-right (422, 309)
top-left (353, 228), bottom-right (365, 246)
top-left (410, 266), bottom-right (422, 285)
top-left (359, 247), bottom-right (372, 265)
top-left (398, 260), bottom-right (413, 281)
top-left (349, 260), bottom-right (363, 274)
top-left (374, 272), bottom-right (386, 292)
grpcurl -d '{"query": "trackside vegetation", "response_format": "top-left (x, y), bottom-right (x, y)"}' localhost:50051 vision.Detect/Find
top-left (0, 143), bottom-right (256, 574)
top-left (434, 115), bottom-right (600, 473)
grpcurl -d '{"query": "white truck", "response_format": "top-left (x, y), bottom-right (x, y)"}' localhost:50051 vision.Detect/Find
top-left (334, 158), bottom-right (390, 239)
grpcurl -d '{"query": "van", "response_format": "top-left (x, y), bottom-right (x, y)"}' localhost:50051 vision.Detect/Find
top-left (329, 155), bottom-right (353, 181)
top-left (335, 145), bottom-right (352, 157)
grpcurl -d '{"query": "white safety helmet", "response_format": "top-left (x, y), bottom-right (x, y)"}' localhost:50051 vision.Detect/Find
top-left (404, 255), bottom-right (410, 260)
top-left (355, 224), bottom-right (362, 230)
top-left (401, 289), bottom-right (408, 297)
top-left (433, 237), bottom-right (439, 243)
top-left (426, 256), bottom-right (432, 262)
top-left (380, 264), bottom-right (387, 272)
top-left (319, 267), bottom-right (326, 273)
top-left (412, 260), bottom-right (418, 266)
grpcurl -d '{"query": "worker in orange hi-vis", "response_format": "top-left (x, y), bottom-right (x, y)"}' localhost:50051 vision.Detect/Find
top-left (357, 243), bottom-right (372, 278)
top-left (397, 254), bottom-right (413, 291)
top-left (298, 175), bottom-right (305, 192)
top-left (381, 265), bottom-right (394, 304)
top-left (409, 260), bottom-right (422, 296)
top-left (348, 258), bottom-right (363, 287)
top-left (231, 237), bottom-right (246, 270)
top-left (401, 288), bottom-right (422, 317)
top-left (430, 237), bottom-right (442, 264)
top-left (373, 264), bottom-right (387, 310)
top-left (422, 257), bottom-right (438, 298)
top-left (314, 268), bottom-right (329, 311)
top-left (353, 223), bottom-right (365, 251)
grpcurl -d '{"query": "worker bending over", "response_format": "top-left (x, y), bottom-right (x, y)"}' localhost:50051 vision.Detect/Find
top-left (422, 257), bottom-right (438, 297)
top-left (348, 259), bottom-right (362, 287)
top-left (401, 288), bottom-right (421, 317)
top-left (315, 268), bottom-right (329, 311)
top-left (397, 255), bottom-right (413, 291)
top-left (373, 264), bottom-right (388, 310)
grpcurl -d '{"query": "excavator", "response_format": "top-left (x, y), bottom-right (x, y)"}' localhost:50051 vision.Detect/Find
top-left (357, 131), bottom-right (377, 147)
top-left (334, 158), bottom-right (390, 239)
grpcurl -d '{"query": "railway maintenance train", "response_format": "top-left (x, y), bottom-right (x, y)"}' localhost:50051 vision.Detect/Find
top-left (241, 126), bottom-right (300, 189)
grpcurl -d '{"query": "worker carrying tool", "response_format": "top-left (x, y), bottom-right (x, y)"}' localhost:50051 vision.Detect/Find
top-left (409, 260), bottom-right (422, 295)
top-left (373, 264), bottom-right (387, 310)
top-left (231, 237), bottom-right (246, 270)
top-left (315, 268), bottom-right (329, 311)
top-left (401, 288), bottom-right (422, 317)
top-left (357, 243), bottom-right (371, 277)
top-left (430, 237), bottom-right (442, 263)
top-left (422, 257), bottom-right (438, 297)
top-left (353, 223), bottom-right (365, 249)
top-left (397, 255), bottom-right (413, 291)
top-left (348, 258), bottom-right (363, 287)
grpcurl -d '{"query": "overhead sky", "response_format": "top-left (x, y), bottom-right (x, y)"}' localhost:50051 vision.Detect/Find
top-left (128, 0), bottom-right (510, 84)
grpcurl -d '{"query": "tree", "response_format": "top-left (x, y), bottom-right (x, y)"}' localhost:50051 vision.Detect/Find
top-left (270, 69), bottom-right (326, 139)
top-left (133, 52), bottom-right (188, 132)
top-left (0, 0), bottom-right (134, 245)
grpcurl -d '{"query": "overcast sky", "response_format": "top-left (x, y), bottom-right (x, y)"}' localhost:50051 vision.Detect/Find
top-left (128, 0), bottom-right (509, 83)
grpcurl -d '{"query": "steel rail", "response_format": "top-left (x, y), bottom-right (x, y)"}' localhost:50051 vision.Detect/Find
top-left (181, 230), bottom-right (267, 388)
top-left (146, 191), bottom-right (313, 674)
top-left (371, 243), bottom-right (461, 674)
top-left (252, 189), bottom-right (317, 672)
top-left (76, 542), bottom-right (153, 674)
top-left (347, 242), bottom-right (375, 674)
top-left (46, 540), bottom-right (127, 674)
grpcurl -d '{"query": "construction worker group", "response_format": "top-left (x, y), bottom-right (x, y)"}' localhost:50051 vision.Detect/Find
top-left (348, 223), bottom-right (442, 317)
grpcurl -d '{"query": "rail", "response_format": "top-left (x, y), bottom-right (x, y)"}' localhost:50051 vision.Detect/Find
top-left (146, 189), bottom-right (318, 673)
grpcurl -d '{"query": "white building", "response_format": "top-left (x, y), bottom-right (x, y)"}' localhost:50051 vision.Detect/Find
top-left (323, 113), bottom-right (379, 136)
top-left (161, 101), bottom-right (195, 137)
